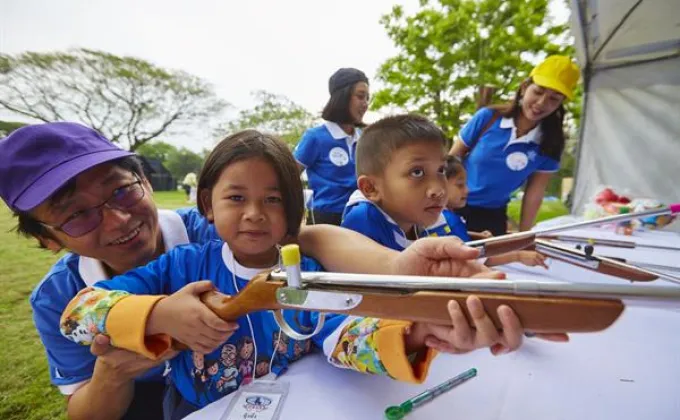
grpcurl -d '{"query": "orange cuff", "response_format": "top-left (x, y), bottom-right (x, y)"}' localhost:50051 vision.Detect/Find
top-left (376, 321), bottom-right (438, 384)
top-left (105, 295), bottom-right (172, 360)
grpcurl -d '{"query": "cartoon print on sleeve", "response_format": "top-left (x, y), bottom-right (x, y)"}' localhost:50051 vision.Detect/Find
top-left (329, 318), bottom-right (391, 377)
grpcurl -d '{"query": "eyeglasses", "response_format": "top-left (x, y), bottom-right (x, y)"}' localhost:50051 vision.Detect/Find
top-left (40, 179), bottom-right (145, 238)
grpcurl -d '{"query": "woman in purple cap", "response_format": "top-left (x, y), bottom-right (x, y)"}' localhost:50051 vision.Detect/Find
top-left (0, 122), bottom-right (533, 420)
top-left (294, 68), bottom-right (370, 226)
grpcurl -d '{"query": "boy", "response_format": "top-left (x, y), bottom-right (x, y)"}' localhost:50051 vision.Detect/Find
top-left (343, 115), bottom-right (547, 269)
top-left (342, 114), bottom-right (449, 250)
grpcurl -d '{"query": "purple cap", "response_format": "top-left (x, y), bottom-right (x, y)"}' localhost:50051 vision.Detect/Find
top-left (0, 122), bottom-right (133, 211)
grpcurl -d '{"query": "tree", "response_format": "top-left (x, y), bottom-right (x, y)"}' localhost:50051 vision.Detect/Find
top-left (373, 0), bottom-right (575, 138)
top-left (0, 48), bottom-right (227, 151)
top-left (136, 140), bottom-right (204, 180)
top-left (164, 147), bottom-right (205, 181)
top-left (136, 141), bottom-right (178, 163)
top-left (217, 90), bottom-right (316, 147)
top-left (0, 120), bottom-right (26, 136)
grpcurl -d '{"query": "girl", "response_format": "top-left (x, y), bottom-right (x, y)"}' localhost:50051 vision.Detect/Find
top-left (449, 55), bottom-right (580, 235)
top-left (60, 131), bottom-right (531, 419)
top-left (444, 156), bottom-right (548, 268)
top-left (294, 67), bottom-right (370, 225)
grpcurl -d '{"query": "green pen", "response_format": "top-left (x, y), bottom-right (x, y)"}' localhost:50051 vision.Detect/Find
top-left (384, 368), bottom-right (478, 420)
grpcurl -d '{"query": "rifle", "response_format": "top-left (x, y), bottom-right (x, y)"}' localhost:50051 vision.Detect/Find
top-left (466, 203), bottom-right (680, 258)
top-left (530, 240), bottom-right (680, 285)
top-left (184, 244), bottom-right (680, 348)
top-left (539, 234), bottom-right (680, 252)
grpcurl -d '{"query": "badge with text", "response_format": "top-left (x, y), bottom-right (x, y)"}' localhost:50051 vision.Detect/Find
top-left (221, 380), bottom-right (289, 420)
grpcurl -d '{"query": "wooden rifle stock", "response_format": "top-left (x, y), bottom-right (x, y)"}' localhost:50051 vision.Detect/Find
top-left (468, 232), bottom-right (536, 257)
top-left (171, 271), bottom-right (625, 351)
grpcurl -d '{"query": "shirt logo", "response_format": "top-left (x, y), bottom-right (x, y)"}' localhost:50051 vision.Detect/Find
top-left (527, 150), bottom-right (537, 161)
top-left (329, 147), bottom-right (350, 166)
top-left (506, 152), bottom-right (529, 171)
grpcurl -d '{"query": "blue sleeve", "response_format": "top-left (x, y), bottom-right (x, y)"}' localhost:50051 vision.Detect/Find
top-left (443, 210), bottom-right (471, 241)
top-left (341, 204), bottom-right (391, 247)
top-left (95, 244), bottom-right (206, 294)
top-left (175, 207), bottom-right (220, 243)
top-left (293, 129), bottom-right (319, 168)
top-left (537, 156), bottom-right (560, 172)
top-left (301, 256), bottom-right (324, 273)
top-left (31, 272), bottom-right (98, 389)
top-left (459, 107), bottom-right (495, 147)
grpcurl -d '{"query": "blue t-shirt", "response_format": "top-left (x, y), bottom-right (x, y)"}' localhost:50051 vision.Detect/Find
top-left (294, 122), bottom-right (361, 213)
top-left (95, 241), bottom-right (346, 408)
top-left (442, 209), bottom-right (470, 241)
top-left (30, 208), bottom-right (218, 393)
top-left (341, 191), bottom-right (452, 251)
top-left (460, 107), bottom-right (560, 208)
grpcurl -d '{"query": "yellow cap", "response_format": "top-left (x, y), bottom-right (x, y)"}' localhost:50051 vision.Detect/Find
top-left (529, 55), bottom-right (580, 100)
top-left (281, 244), bottom-right (301, 266)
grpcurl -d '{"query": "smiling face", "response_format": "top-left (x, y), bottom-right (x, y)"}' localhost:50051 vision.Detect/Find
top-left (30, 163), bottom-right (162, 275)
top-left (521, 83), bottom-right (565, 122)
top-left (362, 141), bottom-right (448, 233)
top-left (201, 157), bottom-right (287, 268)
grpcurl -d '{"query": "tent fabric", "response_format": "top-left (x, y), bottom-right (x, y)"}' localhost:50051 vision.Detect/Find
top-left (569, 0), bottom-right (680, 230)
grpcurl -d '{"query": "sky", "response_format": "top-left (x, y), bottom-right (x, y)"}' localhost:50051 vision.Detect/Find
top-left (1, 0), bottom-right (570, 151)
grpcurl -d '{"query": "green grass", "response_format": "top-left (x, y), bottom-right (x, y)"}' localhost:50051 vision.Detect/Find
top-left (0, 191), bottom-right (187, 420)
top-left (507, 199), bottom-right (569, 226)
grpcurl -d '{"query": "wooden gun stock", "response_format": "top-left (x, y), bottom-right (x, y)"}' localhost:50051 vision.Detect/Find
top-left (468, 233), bottom-right (536, 257)
top-left (171, 272), bottom-right (625, 350)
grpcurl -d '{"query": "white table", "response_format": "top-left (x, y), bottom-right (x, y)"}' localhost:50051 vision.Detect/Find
top-left (188, 226), bottom-right (680, 420)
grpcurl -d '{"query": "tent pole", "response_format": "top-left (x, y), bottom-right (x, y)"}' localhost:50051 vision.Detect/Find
top-left (570, 0), bottom-right (591, 214)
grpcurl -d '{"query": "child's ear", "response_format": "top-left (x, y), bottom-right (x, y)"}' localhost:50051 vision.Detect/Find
top-left (199, 189), bottom-right (214, 222)
top-left (357, 175), bottom-right (381, 202)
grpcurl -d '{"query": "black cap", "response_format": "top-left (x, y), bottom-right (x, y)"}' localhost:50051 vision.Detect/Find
top-left (328, 68), bottom-right (368, 95)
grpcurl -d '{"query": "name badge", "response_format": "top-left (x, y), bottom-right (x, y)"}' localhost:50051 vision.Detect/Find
top-left (221, 380), bottom-right (289, 420)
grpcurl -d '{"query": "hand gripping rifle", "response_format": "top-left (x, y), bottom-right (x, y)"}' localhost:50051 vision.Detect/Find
top-left (174, 243), bottom-right (680, 350)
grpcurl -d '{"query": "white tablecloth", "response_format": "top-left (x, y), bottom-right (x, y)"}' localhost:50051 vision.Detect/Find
top-left (187, 226), bottom-right (680, 420)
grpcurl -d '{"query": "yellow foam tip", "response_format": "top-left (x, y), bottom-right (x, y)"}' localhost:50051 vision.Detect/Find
top-left (281, 244), bottom-right (301, 266)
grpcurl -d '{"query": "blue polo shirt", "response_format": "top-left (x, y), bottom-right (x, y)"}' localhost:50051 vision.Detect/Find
top-left (461, 108), bottom-right (560, 208)
top-left (442, 209), bottom-right (470, 241)
top-left (30, 208), bottom-right (218, 395)
top-left (90, 241), bottom-right (332, 408)
top-left (342, 191), bottom-right (452, 250)
top-left (294, 121), bottom-right (361, 214)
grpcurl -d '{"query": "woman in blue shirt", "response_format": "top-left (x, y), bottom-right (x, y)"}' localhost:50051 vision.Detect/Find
top-left (294, 68), bottom-right (370, 225)
top-left (448, 55), bottom-right (580, 236)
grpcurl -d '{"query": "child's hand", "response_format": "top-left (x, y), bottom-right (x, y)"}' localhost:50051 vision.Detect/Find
top-left (407, 296), bottom-right (524, 356)
top-left (480, 230), bottom-right (493, 239)
top-left (147, 281), bottom-right (239, 354)
top-left (518, 251), bottom-right (549, 269)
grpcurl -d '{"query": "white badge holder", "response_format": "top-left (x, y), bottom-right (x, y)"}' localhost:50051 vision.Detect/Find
top-left (220, 380), bottom-right (290, 420)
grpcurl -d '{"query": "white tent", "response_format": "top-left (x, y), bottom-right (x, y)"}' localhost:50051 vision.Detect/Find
top-left (569, 0), bottom-right (680, 227)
